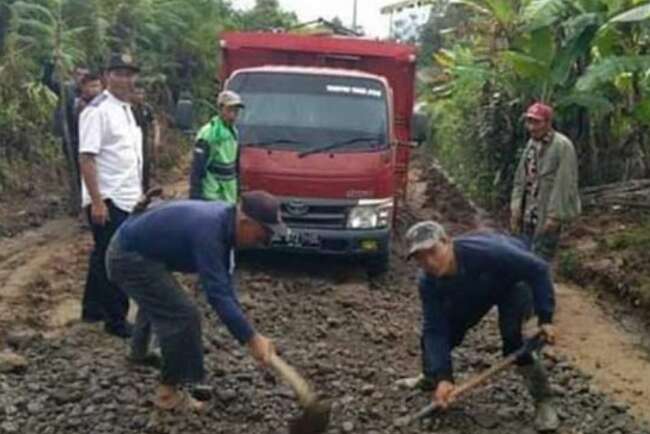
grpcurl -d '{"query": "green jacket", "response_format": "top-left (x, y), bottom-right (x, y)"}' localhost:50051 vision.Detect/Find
top-left (511, 131), bottom-right (581, 234)
top-left (189, 116), bottom-right (239, 203)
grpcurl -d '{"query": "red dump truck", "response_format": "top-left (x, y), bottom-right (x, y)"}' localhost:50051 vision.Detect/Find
top-left (219, 32), bottom-right (422, 273)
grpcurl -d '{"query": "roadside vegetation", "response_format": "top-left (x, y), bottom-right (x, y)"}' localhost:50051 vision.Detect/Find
top-left (0, 0), bottom-right (296, 199)
top-left (415, 0), bottom-right (650, 209)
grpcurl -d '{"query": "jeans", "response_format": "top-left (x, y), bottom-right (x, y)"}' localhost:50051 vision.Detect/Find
top-left (106, 236), bottom-right (205, 385)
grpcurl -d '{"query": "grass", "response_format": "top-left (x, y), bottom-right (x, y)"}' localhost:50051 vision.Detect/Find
top-left (603, 218), bottom-right (650, 252)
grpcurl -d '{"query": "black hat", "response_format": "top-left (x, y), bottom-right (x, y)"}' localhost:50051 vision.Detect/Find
top-left (106, 52), bottom-right (140, 72)
top-left (241, 191), bottom-right (289, 238)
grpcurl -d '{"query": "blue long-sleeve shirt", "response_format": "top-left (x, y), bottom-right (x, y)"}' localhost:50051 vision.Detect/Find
top-left (419, 233), bottom-right (554, 385)
top-left (117, 200), bottom-right (255, 344)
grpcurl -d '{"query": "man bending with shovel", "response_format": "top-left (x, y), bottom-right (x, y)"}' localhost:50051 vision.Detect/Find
top-left (106, 191), bottom-right (284, 410)
top-left (401, 221), bottom-right (559, 432)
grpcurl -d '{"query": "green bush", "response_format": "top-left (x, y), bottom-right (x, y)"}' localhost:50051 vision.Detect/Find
top-left (557, 249), bottom-right (580, 279)
top-left (428, 67), bottom-right (525, 209)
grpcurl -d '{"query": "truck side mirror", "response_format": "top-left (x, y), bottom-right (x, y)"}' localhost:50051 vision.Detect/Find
top-left (174, 93), bottom-right (194, 133)
top-left (410, 112), bottom-right (429, 146)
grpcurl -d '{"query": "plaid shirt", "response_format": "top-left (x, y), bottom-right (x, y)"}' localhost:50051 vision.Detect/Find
top-left (523, 131), bottom-right (554, 229)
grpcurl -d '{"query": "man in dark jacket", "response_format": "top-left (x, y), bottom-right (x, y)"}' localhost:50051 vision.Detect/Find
top-left (69, 72), bottom-right (103, 189)
top-left (42, 60), bottom-right (89, 148)
top-left (401, 221), bottom-right (559, 433)
top-left (131, 84), bottom-right (159, 192)
top-left (106, 191), bottom-right (287, 411)
top-left (43, 61), bottom-right (93, 205)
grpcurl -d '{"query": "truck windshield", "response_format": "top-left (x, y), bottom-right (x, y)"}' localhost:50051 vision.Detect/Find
top-left (227, 72), bottom-right (389, 153)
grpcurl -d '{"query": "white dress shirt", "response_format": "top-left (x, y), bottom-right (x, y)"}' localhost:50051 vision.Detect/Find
top-left (79, 90), bottom-right (143, 212)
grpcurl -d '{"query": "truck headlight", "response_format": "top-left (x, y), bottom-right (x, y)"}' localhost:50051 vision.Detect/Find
top-left (347, 198), bottom-right (393, 229)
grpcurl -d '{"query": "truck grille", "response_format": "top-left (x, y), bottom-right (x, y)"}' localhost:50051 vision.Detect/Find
top-left (280, 199), bottom-right (352, 229)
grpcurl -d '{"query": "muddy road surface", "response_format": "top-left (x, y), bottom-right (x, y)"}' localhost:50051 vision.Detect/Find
top-left (1, 167), bottom-right (650, 434)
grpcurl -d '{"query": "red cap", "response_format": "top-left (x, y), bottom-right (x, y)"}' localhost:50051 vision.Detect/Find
top-left (525, 102), bottom-right (553, 121)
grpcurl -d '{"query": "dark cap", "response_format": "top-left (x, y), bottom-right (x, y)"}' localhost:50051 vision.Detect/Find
top-left (106, 52), bottom-right (140, 73)
top-left (241, 191), bottom-right (289, 237)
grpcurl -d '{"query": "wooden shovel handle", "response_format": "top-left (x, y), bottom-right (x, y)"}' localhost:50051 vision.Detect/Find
top-left (268, 353), bottom-right (316, 408)
top-left (452, 345), bottom-right (524, 399)
top-left (403, 332), bottom-right (544, 425)
top-left (401, 351), bottom-right (525, 425)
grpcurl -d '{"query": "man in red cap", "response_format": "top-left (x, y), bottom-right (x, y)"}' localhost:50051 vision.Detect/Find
top-left (510, 102), bottom-right (581, 260)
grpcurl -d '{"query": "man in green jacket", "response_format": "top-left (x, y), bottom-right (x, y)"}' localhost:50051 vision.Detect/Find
top-left (511, 103), bottom-right (581, 260)
top-left (189, 90), bottom-right (244, 203)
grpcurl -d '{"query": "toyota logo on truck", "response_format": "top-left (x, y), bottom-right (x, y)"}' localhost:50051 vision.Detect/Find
top-left (285, 200), bottom-right (309, 216)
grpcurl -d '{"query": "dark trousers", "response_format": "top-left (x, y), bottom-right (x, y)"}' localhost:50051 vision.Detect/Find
top-left (522, 224), bottom-right (561, 262)
top-left (82, 200), bottom-right (130, 327)
top-left (106, 236), bottom-right (205, 386)
top-left (421, 282), bottom-right (535, 376)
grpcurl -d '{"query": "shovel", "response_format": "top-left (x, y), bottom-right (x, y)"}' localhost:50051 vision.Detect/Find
top-left (394, 332), bottom-right (545, 427)
top-left (269, 353), bottom-right (332, 434)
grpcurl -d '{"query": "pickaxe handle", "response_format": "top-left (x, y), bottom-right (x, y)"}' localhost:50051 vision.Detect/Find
top-left (397, 332), bottom-right (545, 426)
top-left (268, 353), bottom-right (317, 408)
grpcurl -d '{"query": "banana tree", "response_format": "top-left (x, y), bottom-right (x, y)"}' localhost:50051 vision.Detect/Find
top-left (536, 0), bottom-right (650, 180)
top-left (511, 0), bottom-right (650, 105)
top-left (449, 0), bottom-right (523, 53)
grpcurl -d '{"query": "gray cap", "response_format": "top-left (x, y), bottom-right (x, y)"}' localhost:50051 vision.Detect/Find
top-left (405, 221), bottom-right (447, 259)
top-left (217, 90), bottom-right (244, 108)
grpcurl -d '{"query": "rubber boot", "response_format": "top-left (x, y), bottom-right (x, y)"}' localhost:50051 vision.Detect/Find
top-left (518, 356), bottom-right (559, 433)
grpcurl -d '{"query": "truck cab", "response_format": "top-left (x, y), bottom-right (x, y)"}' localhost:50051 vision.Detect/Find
top-left (220, 32), bottom-right (418, 273)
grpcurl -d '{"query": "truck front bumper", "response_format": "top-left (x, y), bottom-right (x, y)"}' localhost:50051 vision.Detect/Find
top-left (268, 226), bottom-right (390, 257)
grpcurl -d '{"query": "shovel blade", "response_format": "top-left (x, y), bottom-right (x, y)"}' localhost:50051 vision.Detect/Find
top-left (288, 400), bottom-right (332, 434)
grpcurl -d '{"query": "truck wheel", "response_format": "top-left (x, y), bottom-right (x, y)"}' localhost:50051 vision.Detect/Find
top-left (366, 251), bottom-right (390, 276)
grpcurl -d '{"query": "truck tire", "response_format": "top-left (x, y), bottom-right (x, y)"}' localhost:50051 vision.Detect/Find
top-left (366, 250), bottom-right (390, 276)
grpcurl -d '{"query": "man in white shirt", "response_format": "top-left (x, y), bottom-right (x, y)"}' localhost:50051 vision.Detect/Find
top-left (79, 53), bottom-right (143, 338)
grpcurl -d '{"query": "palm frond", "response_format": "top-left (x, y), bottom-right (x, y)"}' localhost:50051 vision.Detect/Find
top-left (14, 17), bottom-right (55, 37)
top-left (450, 0), bottom-right (492, 16)
top-left (522, 0), bottom-right (575, 31)
top-left (609, 2), bottom-right (650, 23)
top-left (62, 26), bottom-right (89, 38)
top-left (501, 50), bottom-right (548, 80)
top-left (15, 34), bottom-right (44, 48)
top-left (485, 0), bottom-right (517, 27)
top-left (556, 92), bottom-right (615, 117)
top-left (11, 1), bottom-right (55, 24)
top-left (576, 55), bottom-right (650, 91)
top-left (550, 14), bottom-right (599, 85)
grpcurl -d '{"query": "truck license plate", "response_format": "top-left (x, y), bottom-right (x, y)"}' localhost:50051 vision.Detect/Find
top-left (272, 232), bottom-right (320, 248)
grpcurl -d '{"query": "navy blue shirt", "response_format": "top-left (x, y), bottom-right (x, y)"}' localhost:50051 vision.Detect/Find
top-left (117, 200), bottom-right (255, 344)
top-left (419, 233), bottom-right (554, 385)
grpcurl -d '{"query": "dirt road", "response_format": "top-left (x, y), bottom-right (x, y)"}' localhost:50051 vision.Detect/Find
top-left (1, 166), bottom-right (649, 434)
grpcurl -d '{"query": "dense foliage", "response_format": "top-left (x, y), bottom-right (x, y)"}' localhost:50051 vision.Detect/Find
top-left (417, 0), bottom-right (650, 208)
top-left (0, 0), bottom-right (296, 194)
